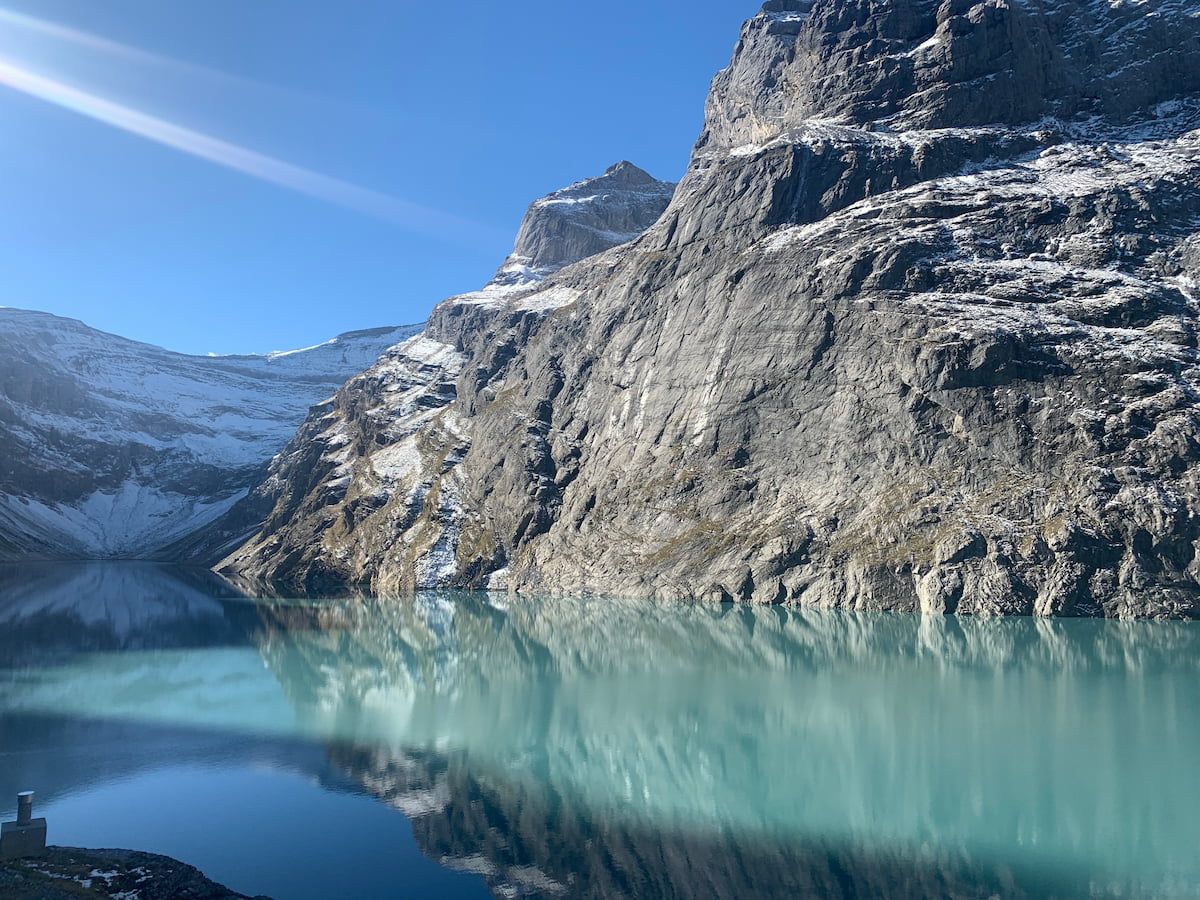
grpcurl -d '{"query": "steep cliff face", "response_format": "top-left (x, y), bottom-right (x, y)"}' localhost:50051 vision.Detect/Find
top-left (700, 0), bottom-right (1200, 146)
top-left (225, 0), bottom-right (1200, 618)
top-left (217, 163), bottom-right (676, 591)
top-left (0, 310), bottom-right (420, 559)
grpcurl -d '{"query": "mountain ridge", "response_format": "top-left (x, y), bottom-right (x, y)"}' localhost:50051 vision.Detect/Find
top-left (0, 305), bottom-right (413, 361)
top-left (221, 0), bottom-right (1200, 619)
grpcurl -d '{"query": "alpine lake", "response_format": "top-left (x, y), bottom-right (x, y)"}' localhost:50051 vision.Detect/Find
top-left (1, 562), bottom-right (1197, 898)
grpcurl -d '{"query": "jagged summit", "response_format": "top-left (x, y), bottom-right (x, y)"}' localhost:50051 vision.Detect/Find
top-left (507, 160), bottom-right (676, 274)
top-left (595, 160), bottom-right (663, 185)
top-left (470, 161), bottom-right (676, 299)
top-left (536, 160), bottom-right (668, 201)
top-left (699, 0), bottom-right (1200, 152)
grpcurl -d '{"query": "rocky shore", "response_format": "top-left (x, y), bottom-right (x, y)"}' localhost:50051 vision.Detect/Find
top-left (0, 847), bottom-right (266, 899)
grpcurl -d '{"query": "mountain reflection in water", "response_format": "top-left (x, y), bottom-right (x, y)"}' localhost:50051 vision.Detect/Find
top-left (0, 562), bottom-right (1197, 898)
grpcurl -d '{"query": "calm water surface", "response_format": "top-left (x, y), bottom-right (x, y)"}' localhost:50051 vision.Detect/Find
top-left (0, 562), bottom-right (1197, 898)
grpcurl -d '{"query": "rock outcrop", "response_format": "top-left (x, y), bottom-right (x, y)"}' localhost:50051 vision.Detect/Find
top-left (223, 0), bottom-right (1200, 618)
top-left (0, 311), bottom-right (420, 560)
top-left (506, 160), bottom-right (678, 275)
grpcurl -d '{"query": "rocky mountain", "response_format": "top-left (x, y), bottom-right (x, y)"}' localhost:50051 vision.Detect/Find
top-left (220, 0), bottom-right (1200, 619)
top-left (504, 160), bottom-right (679, 277)
top-left (216, 162), bottom-right (677, 588)
top-left (440, 160), bottom-right (677, 302)
top-left (0, 310), bottom-right (420, 560)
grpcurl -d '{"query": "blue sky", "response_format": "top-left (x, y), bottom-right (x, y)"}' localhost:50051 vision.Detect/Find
top-left (0, 1), bottom-right (752, 355)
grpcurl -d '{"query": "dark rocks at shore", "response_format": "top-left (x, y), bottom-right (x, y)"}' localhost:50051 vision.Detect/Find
top-left (0, 847), bottom-right (268, 899)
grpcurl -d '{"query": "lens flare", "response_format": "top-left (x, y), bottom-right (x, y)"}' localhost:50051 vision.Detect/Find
top-left (0, 8), bottom-right (201, 73)
top-left (0, 7), bottom-right (334, 106)
top-left (0, 52), bottom-right (491, 240)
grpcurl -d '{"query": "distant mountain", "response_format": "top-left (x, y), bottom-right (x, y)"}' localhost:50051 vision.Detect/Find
top-left (222, 0), bottom-right (1200, 618)
top-left (0, 311), bottom-right (421, 560)
top-left (441, 160), bottom-right (678, 303)
top-left (502, 160), bottom-right (679, 279)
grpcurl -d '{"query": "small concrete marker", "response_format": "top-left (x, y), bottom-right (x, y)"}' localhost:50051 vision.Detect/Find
top-left (1, 791), bottom-right (48, 860)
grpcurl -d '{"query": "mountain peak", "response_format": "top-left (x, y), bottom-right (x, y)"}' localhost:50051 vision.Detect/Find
top-left (699, 0), bottom-right (1200, 151)
top-left (502, 162), bottom-right (676, 277)
top-left (601, 160), bottom-right (657, 183)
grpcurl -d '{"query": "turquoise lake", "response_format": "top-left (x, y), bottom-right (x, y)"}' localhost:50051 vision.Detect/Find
top-left (0, 562), bottom-right (1197, 898)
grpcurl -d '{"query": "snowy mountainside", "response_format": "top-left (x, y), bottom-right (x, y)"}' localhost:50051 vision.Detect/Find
top-left (0, 309), bottom-right (421, 559)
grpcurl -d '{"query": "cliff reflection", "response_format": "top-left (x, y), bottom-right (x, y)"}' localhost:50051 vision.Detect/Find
top-left (252, 592), bottom-right (1200, 897)
top-left (2, 568), bottom-right (1199, 897)
top-left (331, 744), bottom-right (1076, 900)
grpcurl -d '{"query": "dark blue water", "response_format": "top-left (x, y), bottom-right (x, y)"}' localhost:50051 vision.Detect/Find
top-left (1, 561), bottom-right (1198, 898)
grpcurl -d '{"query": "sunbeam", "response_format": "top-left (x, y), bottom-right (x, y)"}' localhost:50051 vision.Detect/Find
top-left (0, 6), bottom-right (339, 108)
top-left (0, 54), bottom-right (491, 240)
top-left (0, 7), bottom-right (210, 75)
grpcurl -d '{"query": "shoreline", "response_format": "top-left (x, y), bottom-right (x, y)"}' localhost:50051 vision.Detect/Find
top-left (0, 846), bottom-right (267, 899)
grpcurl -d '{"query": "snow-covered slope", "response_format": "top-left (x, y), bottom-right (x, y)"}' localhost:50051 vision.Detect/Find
top-left (0, 309), bottom-right (421, 559)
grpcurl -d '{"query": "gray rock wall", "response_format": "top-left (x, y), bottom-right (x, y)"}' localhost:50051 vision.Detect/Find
top-left (224, 0), bottom-right (1200, 618)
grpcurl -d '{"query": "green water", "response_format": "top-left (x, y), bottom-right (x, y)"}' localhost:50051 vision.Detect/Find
top-left (0, 562), bottom-right (1197, 898)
